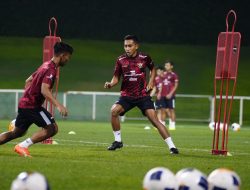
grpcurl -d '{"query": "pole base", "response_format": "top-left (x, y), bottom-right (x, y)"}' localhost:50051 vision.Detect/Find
top-left (212, 149), bottom-right (228, 155)
top-left (42, 137), bottom-right (53, 144)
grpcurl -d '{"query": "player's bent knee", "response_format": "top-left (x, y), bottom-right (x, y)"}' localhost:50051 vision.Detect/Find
top-left (111, 107), bottom-right (120, 117)
top-left (44, 124), bottom-right (58, 136)
top-left (51, 124), bottom-right (58, 136)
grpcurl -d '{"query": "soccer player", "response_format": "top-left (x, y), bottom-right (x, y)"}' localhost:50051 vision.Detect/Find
top-left (150, 66), bottom-right (164, 124)
top-left (0, 42), bottom-right (73, 157)
top-left (104, 35), bottom-right (179, 154)
top-left (162, 60), bottom-right (179, 130)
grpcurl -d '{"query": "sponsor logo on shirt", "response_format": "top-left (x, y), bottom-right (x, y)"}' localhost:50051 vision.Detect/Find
top-left (129, 78), bottom-right (137, 81)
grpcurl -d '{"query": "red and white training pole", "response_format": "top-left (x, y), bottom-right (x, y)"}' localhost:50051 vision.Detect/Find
top-left (42, 17), bottom-right (61, 144)
top-left (212, 10), bottom-right (241, 155)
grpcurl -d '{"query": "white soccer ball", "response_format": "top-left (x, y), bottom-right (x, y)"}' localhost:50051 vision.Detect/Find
top-left (231, 123), bottom-right (240, 131)
top-left (143, 167), bottom-right (178, 190)
top-left (11, 172), bottom-right (50, 190)
top-left (208, 122), bottom-right (228, 131)
top-left (208, 168), bottom-right (241, 190)
top-left (176, 168), bottom-right (208, 190)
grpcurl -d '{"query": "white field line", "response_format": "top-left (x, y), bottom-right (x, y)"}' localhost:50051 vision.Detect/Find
top-left (52, 139), bottom-right (250, 156)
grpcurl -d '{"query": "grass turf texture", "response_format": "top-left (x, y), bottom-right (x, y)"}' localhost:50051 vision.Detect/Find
top-left (0, 120), bottom-right (250, 189)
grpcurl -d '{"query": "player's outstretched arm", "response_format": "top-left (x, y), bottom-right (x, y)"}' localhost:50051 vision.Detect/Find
top-left (104, 75), bottom-right (119, 89)
top-left (41, 83), bottom-right (68, 117)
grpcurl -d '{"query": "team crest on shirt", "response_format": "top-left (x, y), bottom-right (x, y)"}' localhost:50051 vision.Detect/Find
top-left (46, 74), bottom-right (54, 80)
top-left (137, 62), bottom-right (143, 68)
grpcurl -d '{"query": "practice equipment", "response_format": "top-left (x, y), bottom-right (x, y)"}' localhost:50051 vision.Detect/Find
top-left (231, 123), bottom-right (240, 131)
top-left (208, 168), bottom-right (241, 190)
top-left (143, 167), bottom-right (178, 190)
top-left (11, 172), bottom-right (50, 190)
top-left (176, 168), bottom-right (208, 190)
top-left (212, 10), bottom-right (241, 155)
top-left (42, 17), bottom-right (61, 144)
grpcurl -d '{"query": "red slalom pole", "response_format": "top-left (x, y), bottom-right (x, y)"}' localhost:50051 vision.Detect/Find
top-left (42, 17), bottom-right (61, 144)
top-left (212, 10), bottom-right (241, 155)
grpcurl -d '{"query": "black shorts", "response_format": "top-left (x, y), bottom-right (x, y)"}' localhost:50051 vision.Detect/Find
top-left (15, 107), bottom-right (55, 130)
top-left (155, 98), bottom-right (165, 110)
top-left (115, 96), bottom-right (155, 116)
top-left (163, 96), bottom-right (175, 109)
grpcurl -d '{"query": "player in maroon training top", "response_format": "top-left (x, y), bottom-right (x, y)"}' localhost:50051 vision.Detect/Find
top-left (150, 66), bottom-right (164, 122)
top-left (104, 35), bottom-right (178, 154)
top-left (162, 61), bottom-right (179, 130)
top-left (0, 42), bottom-right (73, 157)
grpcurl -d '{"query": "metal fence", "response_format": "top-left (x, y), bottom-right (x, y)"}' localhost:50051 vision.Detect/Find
top-left (0, 89), bottom-right (249, 125)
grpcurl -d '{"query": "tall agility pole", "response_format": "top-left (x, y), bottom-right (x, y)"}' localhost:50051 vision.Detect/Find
top-left (212, 10), bottom-right (241, 155)
top-left (42, 17), bottom-right (61, 144)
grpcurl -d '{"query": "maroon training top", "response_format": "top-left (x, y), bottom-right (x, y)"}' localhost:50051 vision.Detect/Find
top-left (19, 61), bottom-right (57, 108)
top-left (113, 52), bottom-right (154, 97)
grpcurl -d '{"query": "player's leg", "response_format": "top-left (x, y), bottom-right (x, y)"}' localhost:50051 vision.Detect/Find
top-left (145, 109), bottom-right (170, 138)
top-left (170, 109), bottom-right (176, 125)
top-left (138, 96), bottom-right (179, 154)
top-left (108, 97), bottom-right (133, 150)
top-left (0, 108), bottom-right (31, 145)
top-left (145, 109), bottom-right (178, 154)
top-left (29, 123), bottom-right (58, 143)
top-left (0, 127), bottom-right (27, 145)
top-left (155, 99), bottom-right (164, 125)
top-left (168, 97), bottom-right (176, 130)
top-left (160, 97), bottom-right (169, 126)
top-left (108, 104), bottom-right (124, 150)
top-left (15, 107), bottom-right (56, 157)
top-left (160, 108), bottom-right (167, 126)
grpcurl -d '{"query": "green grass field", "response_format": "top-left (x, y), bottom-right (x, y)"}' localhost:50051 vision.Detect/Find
top-left (0, 120), bottom-right (250, 189)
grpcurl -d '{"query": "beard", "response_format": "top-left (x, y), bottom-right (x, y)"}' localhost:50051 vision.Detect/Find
top-left (59, 61), bottom-right (66, 67)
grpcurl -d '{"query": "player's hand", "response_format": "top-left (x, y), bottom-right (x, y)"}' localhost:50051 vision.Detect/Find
top-left (146, 81), bottom-right (154, 92)
top-left (104, 82), bottom-right (112, 89)
top-left (146, 85), bottom-right (153, 93)
top-left (57, 104), bottom-right (68, 117)
top-left (166, 94), bottom-right (172, 99)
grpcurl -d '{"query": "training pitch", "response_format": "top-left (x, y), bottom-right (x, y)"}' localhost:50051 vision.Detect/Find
top-left (0, 120), bottom-right (249, 189)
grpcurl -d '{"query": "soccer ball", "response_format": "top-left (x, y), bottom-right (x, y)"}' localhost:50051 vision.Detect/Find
top-left (143, 167), bottom-right (178, 190)
top-left (176, 168), bottom-right (208, 190)
top-left (208, 168), bottom-right (241, 190)
top-left (11, 172), bottom-right (50, 190)
top-left (8, 119), bottom-right (16, 131)
top-left (208, 122), bottom-right (227, 131)
top-left (231, 123), bottom-right (240, 131)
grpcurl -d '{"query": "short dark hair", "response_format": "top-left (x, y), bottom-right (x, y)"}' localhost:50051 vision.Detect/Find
top-left (165, 60), bottom-right (174, 67)
top-left (124, 35), bottom-right (139, 44)
top-left (156, 65), bottom-right (164, 70)
top-left (54, 42), bottom-right (73, 55)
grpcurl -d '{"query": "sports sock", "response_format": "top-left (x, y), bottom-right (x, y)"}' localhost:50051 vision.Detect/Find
top-left (19, 138), bottom-right (33, 148)
top-left (160, 120), bottom-right (166, 126)
top-left (164, 137), bottom-right (176, 149)
top-left (170, 121), bottom-right (176, 128)
top-left (113, 130), bottom-right (121, 142)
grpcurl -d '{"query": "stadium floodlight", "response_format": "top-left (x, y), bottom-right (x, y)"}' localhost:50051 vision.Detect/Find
top-left (212, 10), bottom-right (241, 155)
